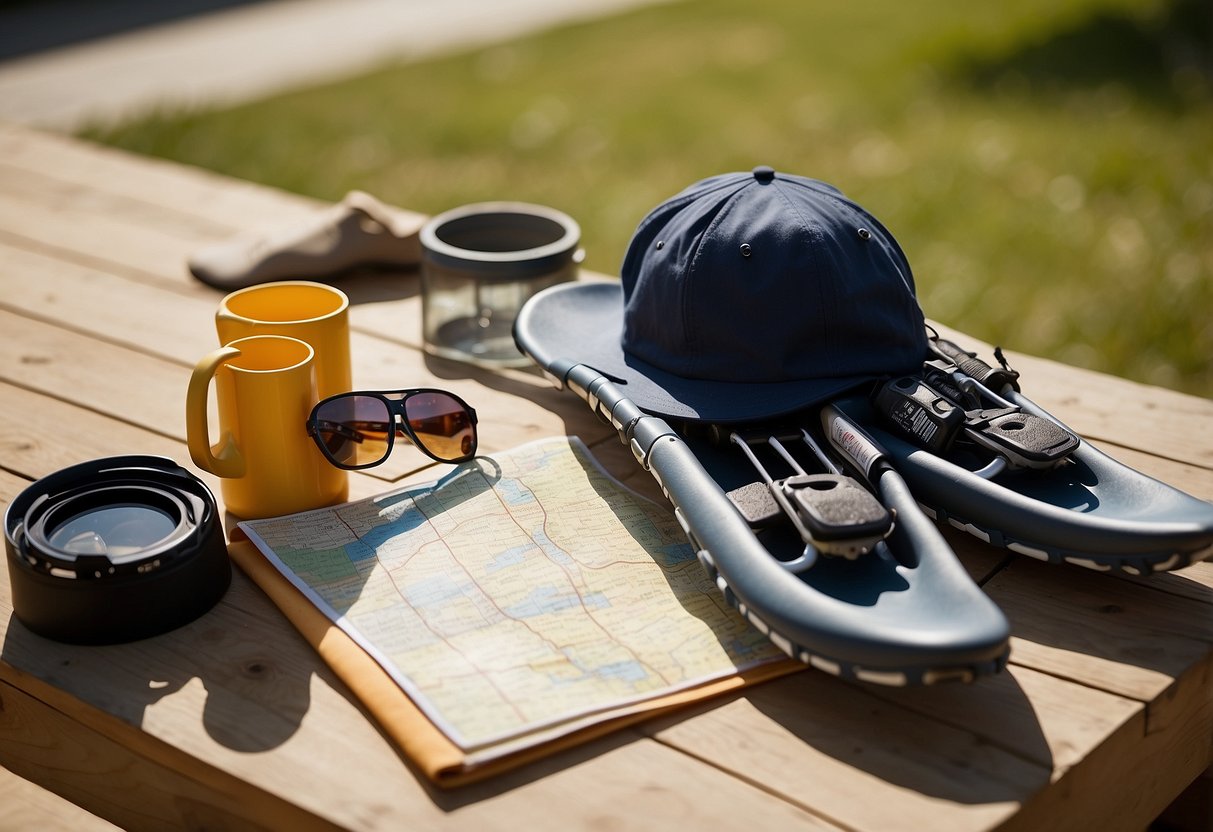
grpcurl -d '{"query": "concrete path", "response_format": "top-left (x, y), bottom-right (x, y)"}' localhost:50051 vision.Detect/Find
top-left (0, 0), bottom-right (669, 131)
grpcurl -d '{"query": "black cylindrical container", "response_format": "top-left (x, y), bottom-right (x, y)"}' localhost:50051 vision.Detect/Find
top-left (4, 456), bottom-right (231, 644)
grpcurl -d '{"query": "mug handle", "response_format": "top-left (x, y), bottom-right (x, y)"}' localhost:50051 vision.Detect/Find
top-left (186, 345), bottom-right (246, 479)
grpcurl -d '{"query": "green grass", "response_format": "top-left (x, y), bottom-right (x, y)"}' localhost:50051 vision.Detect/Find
top-left (82, 0), bottom-right (1213, 397)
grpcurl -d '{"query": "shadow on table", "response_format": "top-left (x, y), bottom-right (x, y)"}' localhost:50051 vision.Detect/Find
top-left (327, 265), bottom-right (422, 306)
top-left (985, 555), bottom-right (1213, 687)
top-left (418, 665), bottom-right (1054, 809)
top-left (0, 602), bottom-right (314, 754)
top-left (748, 668), bottom-right (1054, 806)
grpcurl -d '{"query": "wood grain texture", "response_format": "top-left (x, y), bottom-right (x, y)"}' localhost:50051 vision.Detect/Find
top-left (0, 122), bottom-right (1209, 830)
top-left (0, 762), bottom-right (121, 831)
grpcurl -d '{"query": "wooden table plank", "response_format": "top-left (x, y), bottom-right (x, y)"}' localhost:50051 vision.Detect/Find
top-left (0, 162), bottom-right (210, 284)
top-left (987, 559), bottom-right (1213, 703)
top-left (0, 763), bottom-right (121, 831)
top-left (1, 669), bottom-right (842, 832)
top-left (0, 675), bottom-right (335, 832)
top-left (1010, 659), bottom-right (1212, 832)
top-left (0, 305), bottom-right (192, 439)
top-left (646, 670), bottom-right (1052, 832)
top-left (2, 122), bottom-right (1211, 831)
top-left (0, 122), bottom-right (374, 236)
top-left (977, 550), bottom-right (1212, 829)
top-left (646, 605), bottom-right (1209, 832)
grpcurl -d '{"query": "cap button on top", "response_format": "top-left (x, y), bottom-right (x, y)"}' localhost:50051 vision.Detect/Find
top-left (752, 165), bottom-right (775, 183)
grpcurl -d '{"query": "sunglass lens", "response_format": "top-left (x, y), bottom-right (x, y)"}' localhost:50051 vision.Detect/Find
top-left (312, 395), bottom-right (392, 468)
top-left (403, 392), bottom-right (476, 461)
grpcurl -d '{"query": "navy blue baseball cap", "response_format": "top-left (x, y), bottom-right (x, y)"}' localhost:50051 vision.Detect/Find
top-left (514, 166), bottom-right (928, 422)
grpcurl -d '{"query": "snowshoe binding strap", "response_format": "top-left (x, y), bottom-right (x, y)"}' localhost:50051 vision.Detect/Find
top-left (874, 374), bottom-right (1079, 472)
top-left (725, 427), bottom-right (894, 566)
top-left (926, 329), bottom-right (1021, 393)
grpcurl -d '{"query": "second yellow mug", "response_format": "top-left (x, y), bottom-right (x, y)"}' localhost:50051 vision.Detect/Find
top-left (216, 281), bottom-right (352, 401)
top-left (186, 335), bottom-right (348, 519)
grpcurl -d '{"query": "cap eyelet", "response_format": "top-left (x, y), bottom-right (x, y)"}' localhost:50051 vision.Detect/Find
top-left (857, 228), bottom-right (872, 241)
top-left (740, 243), bottom-right (752, 258)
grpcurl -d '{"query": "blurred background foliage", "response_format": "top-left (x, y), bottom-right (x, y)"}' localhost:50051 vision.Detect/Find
top-left (83, 0), bottom-right (1213, 396)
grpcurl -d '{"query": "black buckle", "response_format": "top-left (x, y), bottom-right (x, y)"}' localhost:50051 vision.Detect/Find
top-left (961, 406), bottom-right (1080, 469)
top-left (726, 428), bottom-right (893, 565)
top-left (875, 369), bottom-right (1079, 471)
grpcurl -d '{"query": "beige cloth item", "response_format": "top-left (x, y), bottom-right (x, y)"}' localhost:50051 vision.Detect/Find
top-left (189, 191), bottom-right (425, 289)
top-left (227, 536), bottom-right (802, 788)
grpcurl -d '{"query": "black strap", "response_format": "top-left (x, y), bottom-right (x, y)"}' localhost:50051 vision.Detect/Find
top-left (927, 332), bottom-right (1021, 393)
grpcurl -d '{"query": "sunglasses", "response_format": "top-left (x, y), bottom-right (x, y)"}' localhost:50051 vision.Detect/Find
top-left (306, 389), bottom-right (478, 470)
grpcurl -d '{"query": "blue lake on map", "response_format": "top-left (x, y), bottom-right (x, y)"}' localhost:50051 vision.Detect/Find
top-left (504, 585), bottom-right (610, 618)
top-left (490, 478), bottom-right (538, 507)
top-left (551, 654), bottom-right (650, 686)
top-left (485, 543), bottom-right (532, 573)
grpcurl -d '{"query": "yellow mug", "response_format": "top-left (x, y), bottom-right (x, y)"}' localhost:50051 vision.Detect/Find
top-left (186, 335), bottom-right (348, 519)
top-left (215, 281), bottom-right (352, 401)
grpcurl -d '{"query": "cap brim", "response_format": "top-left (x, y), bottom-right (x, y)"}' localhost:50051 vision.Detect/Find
top-left (514, 281), bottom-right (873, 423)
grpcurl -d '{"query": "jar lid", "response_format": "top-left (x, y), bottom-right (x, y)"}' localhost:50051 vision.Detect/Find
top-left (420, 202), bottom-right (581, 282)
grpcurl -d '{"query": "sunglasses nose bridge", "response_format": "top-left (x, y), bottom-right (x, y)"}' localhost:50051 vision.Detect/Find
top-left (387, 400), bottom-right (410, 431)
top-left (394, 414), bottom-right (414, 441)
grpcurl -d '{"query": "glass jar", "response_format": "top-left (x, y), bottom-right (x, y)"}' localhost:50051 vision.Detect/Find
top-left (420, 202), bottom-right (581, 368)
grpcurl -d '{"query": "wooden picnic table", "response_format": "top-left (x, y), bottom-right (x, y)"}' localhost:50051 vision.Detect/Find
top-left (0, 122), bottom-right (1210, 831)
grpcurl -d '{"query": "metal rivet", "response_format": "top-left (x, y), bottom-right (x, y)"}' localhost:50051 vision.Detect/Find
top-left (857, 228), bottom-right (872, 241)
top-left (655, 240), bottom-right (665, 250)
top-left (740, 243), bottom-right (752, 258)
